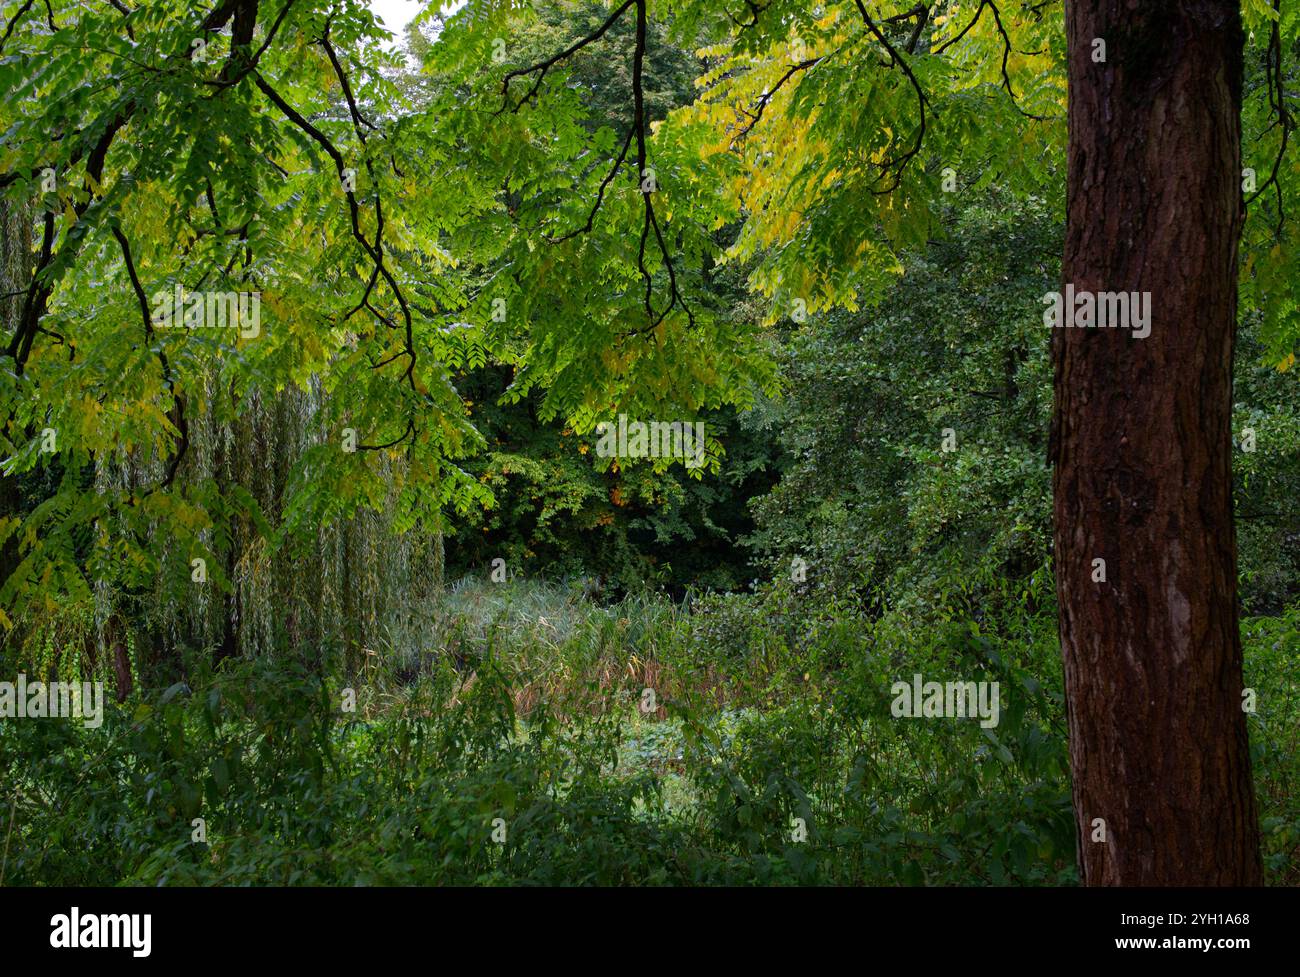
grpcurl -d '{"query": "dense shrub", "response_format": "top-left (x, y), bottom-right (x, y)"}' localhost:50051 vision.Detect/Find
top-left (5, 582), bottom-right (1295, 886)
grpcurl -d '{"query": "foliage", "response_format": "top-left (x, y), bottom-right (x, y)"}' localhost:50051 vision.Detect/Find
top-left (1, 0), bottom-right (1298, 889)
top-left (5, 580), bottom-right (1296, 885)
top-left (744, 191), bottom-right (1057, 612)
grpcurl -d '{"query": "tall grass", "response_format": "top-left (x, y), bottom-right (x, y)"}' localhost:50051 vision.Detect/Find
top-left (3, 578), bottom-right (1296, 885)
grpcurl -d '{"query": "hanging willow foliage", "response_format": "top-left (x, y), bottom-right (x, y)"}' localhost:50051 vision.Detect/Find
top-left (84, 371), bottom-right (448, 683)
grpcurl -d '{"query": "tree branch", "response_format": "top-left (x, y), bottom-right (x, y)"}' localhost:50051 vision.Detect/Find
top-left (497, 0), bottom-right (636, 114)
top-left (111, 226), bottom-right (189, 489)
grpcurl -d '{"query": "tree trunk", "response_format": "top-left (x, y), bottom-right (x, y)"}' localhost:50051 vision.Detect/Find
top-left (0, 197), bottom-right (34, 631)
top-left (1053, 1), bottom-right (1262, 883)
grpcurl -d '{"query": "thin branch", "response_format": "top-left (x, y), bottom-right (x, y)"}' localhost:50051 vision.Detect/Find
top-left (735, 57), bottom-right (822, 139)
top-left (0, 0), bottom-right (37, 54)
top-left (357, 418), bottom-right (415, 451)
top-left (723, 0), bottom-right (767, 31)
top-left (320, 26), bottom-right (379, 138)
top-left (206, 0), bottom-right (297, 91)
top-left (252, 71), bottom-right (414, 366)
top-left (548, 126), bottom-right (635, 243)
top-left (1246, 0), bottom-right (1291, 238)
top-left (497, 0), bottom-right (636, 114)
top-left (932, 0), bottom-right (1047, 119)
top-left (629, 0), bottom-right (692, 331)
top-left (855, 0), bottom-right (929, 194)
top-left (112, 226), bottom-right (189, 489)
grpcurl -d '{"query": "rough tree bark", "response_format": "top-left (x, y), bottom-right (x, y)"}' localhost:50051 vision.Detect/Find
top-left (1053, 1), bottom-right (1262, 884)
top-left (0, 197), bottom-right (34, 625)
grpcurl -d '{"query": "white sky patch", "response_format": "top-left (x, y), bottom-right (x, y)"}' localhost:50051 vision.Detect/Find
top-left (366, 1), bottom-right (466, 57)
top-left (368, 0), bottom-right (421, 40)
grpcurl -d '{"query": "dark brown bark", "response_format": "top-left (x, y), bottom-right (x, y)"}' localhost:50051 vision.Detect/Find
top-left (1053, 1), bottom-right (1262, 884)
top-left (110, 640), bottom-right (133, 703)
top-left (0, 196), bottom-right (34, 624)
